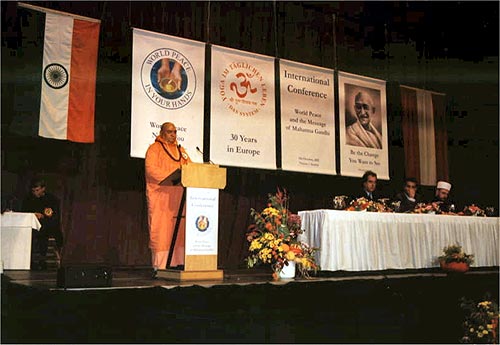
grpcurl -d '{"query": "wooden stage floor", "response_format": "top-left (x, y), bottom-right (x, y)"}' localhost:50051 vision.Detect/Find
top-left (2, 266), bottom-right (499, 290)
top-left (2, 266), bottom-right (499, 343)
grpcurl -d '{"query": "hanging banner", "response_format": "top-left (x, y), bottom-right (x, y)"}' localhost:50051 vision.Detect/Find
top-left (279, 59), bottom-right (336, 174)
top-left (210, 45), bottom-right (276, 169)
top-left (131, 28), bottom-right (205, 160)
top-left (338, 71), bottom-right (389, 179)
top-left (12, 4), bottom-right (100, 143)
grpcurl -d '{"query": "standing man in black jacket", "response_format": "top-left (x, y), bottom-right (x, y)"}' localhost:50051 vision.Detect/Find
top-left (22, 177), bottom-right (63, 270)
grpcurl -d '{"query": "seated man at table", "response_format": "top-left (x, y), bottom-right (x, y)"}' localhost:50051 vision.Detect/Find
top-left (392, 177), bottom-right (423, 213)
top-left (356, 170), bottom-right (381, 201)
top-left (431, 180), bottom-right (456, 213)
top-left (21, 177), bottom-right (63, 270)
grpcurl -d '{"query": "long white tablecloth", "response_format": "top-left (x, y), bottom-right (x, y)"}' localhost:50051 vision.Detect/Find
top-left (1, 212), bottom-right (41, 270)
top-left (298, 209), bottom-right (499, 272)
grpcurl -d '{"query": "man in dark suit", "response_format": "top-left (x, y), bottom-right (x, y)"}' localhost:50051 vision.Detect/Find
top-left (22, 177), bottom-right (63, 270)
top-left (392, 177), bottom-right (423, 212)
top-left (357, 170), bottom-right (380, 201)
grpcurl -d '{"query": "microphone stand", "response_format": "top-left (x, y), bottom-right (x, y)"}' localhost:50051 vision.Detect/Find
top-left (196, 146), bottom-right (215, 164)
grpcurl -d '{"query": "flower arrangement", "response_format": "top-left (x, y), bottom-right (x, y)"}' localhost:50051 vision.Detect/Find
top-left (412, 202), bottom-right (441, 214)
top-left (332, 195), bottom-right (349, 210)
top-left (245, 188), bottom-right (319, 280)
top-left (345, 197), bottom-right (385, 212)
top-left (438, 244), bottom-right (474, 265)
top-left (460, 297), bottom-right (499, 344)
top-left (458, 204), bottom-right (486, 217)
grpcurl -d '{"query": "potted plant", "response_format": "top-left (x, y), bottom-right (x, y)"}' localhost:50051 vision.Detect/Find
top-left (245, 188), bottom-right (319, 280)
top-left (438, 244), bottom-right (474, 273)
top-left (460, 297), bottom-right (499, 344)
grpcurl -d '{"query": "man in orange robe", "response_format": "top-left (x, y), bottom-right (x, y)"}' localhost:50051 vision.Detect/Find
top-left (145, 122), bottom-right (191, 274)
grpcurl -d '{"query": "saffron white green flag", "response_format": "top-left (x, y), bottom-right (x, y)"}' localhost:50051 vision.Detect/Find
top-left (13, 5), bottom-right (100, 143)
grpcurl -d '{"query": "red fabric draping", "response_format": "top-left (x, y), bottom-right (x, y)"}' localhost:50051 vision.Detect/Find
top-left (432, 93), bottom-right (449, 182)
top-left (400, 87), bottom-right (420, 181)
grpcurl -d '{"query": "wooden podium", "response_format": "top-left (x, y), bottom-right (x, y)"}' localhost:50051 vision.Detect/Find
top-left (157, 162), bottom-right (226, 281)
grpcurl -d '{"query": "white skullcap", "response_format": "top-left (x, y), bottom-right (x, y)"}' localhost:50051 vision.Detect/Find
top-left (436, 181), bottom-right (452, 191)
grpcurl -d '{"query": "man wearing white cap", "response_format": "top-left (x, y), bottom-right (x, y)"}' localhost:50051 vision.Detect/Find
top-left (432, 180), bottom-right (455, 212)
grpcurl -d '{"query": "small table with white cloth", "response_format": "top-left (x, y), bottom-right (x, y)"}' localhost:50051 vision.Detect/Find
top-left (298, 209), bottom-right (499, 272)
top-left (1, 212), bottom-right (41, 270)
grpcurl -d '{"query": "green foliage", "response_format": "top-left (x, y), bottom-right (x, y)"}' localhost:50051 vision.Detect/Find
top-left (460, 297), bottom-right (499, 344)
top-left (438, 244), bottom-right (475, 265)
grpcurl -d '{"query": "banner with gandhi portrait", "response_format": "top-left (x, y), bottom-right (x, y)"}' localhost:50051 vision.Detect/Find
top-left (130, 28), bottom-right (205, 160)
top-left (338, 71), bottom-right (389, 179)
top-left (279, 59), bottom-right (336, 174)
top-left (210, 45), bottom-right (276, 169)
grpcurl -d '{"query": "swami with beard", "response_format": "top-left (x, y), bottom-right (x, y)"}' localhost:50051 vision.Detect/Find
top-left (346, 91), bottom-right (383, 149)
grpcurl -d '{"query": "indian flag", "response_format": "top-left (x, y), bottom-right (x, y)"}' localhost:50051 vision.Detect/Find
top-left (14, 3), bottom-right (100, 143)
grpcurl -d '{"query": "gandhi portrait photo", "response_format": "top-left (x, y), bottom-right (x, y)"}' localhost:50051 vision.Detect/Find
top-left (344, 84), bottom-right (383, 149)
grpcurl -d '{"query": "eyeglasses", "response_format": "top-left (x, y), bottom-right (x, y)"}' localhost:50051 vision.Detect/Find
top-left (355, 103), bottom-right (371, 111)
top-left (166, 130), bottom-right (177, 134)
top-left (406, 185), bottom-right (417, 189)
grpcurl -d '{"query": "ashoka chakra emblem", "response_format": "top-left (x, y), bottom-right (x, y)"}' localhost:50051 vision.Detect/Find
top-left (43, 63), bottom-right (68, 89)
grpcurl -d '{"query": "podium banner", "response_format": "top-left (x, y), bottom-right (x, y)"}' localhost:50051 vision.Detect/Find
top-left (338, 71), bottom-right (389, 179)
top-left (210, 45), bottom-right (276, 169)
top-left (185, 188), bottom-right (219, 255)
top-left (131, 28), bottom-right (205, 160)
top-left (279, 59), bottom-right (336, 174)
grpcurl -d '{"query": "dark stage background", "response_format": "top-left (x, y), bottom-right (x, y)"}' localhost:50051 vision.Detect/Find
top-left (1, 1), bottom-right (498, 268)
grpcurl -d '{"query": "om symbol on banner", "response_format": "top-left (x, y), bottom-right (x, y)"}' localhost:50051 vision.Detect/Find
top-left (230, 72), bottom-right (258, 98)
top-left (219, 62), bottom-right (268, 117)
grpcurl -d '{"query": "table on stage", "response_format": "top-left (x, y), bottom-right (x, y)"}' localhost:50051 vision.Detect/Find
top-left (1, 212), bottom-right (41, 270)
top-left (298, 209), bottom-right (499, 272)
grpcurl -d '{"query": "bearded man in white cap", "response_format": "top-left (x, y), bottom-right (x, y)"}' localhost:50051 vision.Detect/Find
top-left (432, 180), bottom-right (455, 212)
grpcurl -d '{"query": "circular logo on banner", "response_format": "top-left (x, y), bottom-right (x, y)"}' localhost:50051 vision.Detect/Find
top-left (195, 215), bottom-right (209, 232)
top-left (218, 61), bottom-right (268, 117)
top-left (43, 63), bottom-right (69, 89)
top-left (141, 48), bottom-right (196, 110)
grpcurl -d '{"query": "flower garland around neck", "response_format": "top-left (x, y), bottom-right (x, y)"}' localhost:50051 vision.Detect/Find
top-left (160, 141), bottom-right (181, 162)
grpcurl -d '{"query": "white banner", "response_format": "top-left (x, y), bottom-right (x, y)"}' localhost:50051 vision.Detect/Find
top-left (338, 71), bottom-right (389, 179)
top-left (210, 45), bottom-right (276, 169)
top-left (185, 188), bottom-right (219, 255)
top-left (131, 28), bottom-right (205, 160)
top-left (279, 59), bottom-right (336, 174)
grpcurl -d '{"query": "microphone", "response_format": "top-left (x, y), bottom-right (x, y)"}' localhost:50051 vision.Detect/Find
top-left (196, 146), bottom-right (215, 164)
top-left (177, 143), bottom-right (189, 161)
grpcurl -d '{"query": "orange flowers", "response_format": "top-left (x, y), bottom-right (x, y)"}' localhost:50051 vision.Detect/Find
top-left (245, 188), bottom-right (319, 278)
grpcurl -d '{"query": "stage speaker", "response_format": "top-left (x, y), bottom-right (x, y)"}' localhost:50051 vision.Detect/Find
top-left (57, 265), bottom-right (112, 288)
